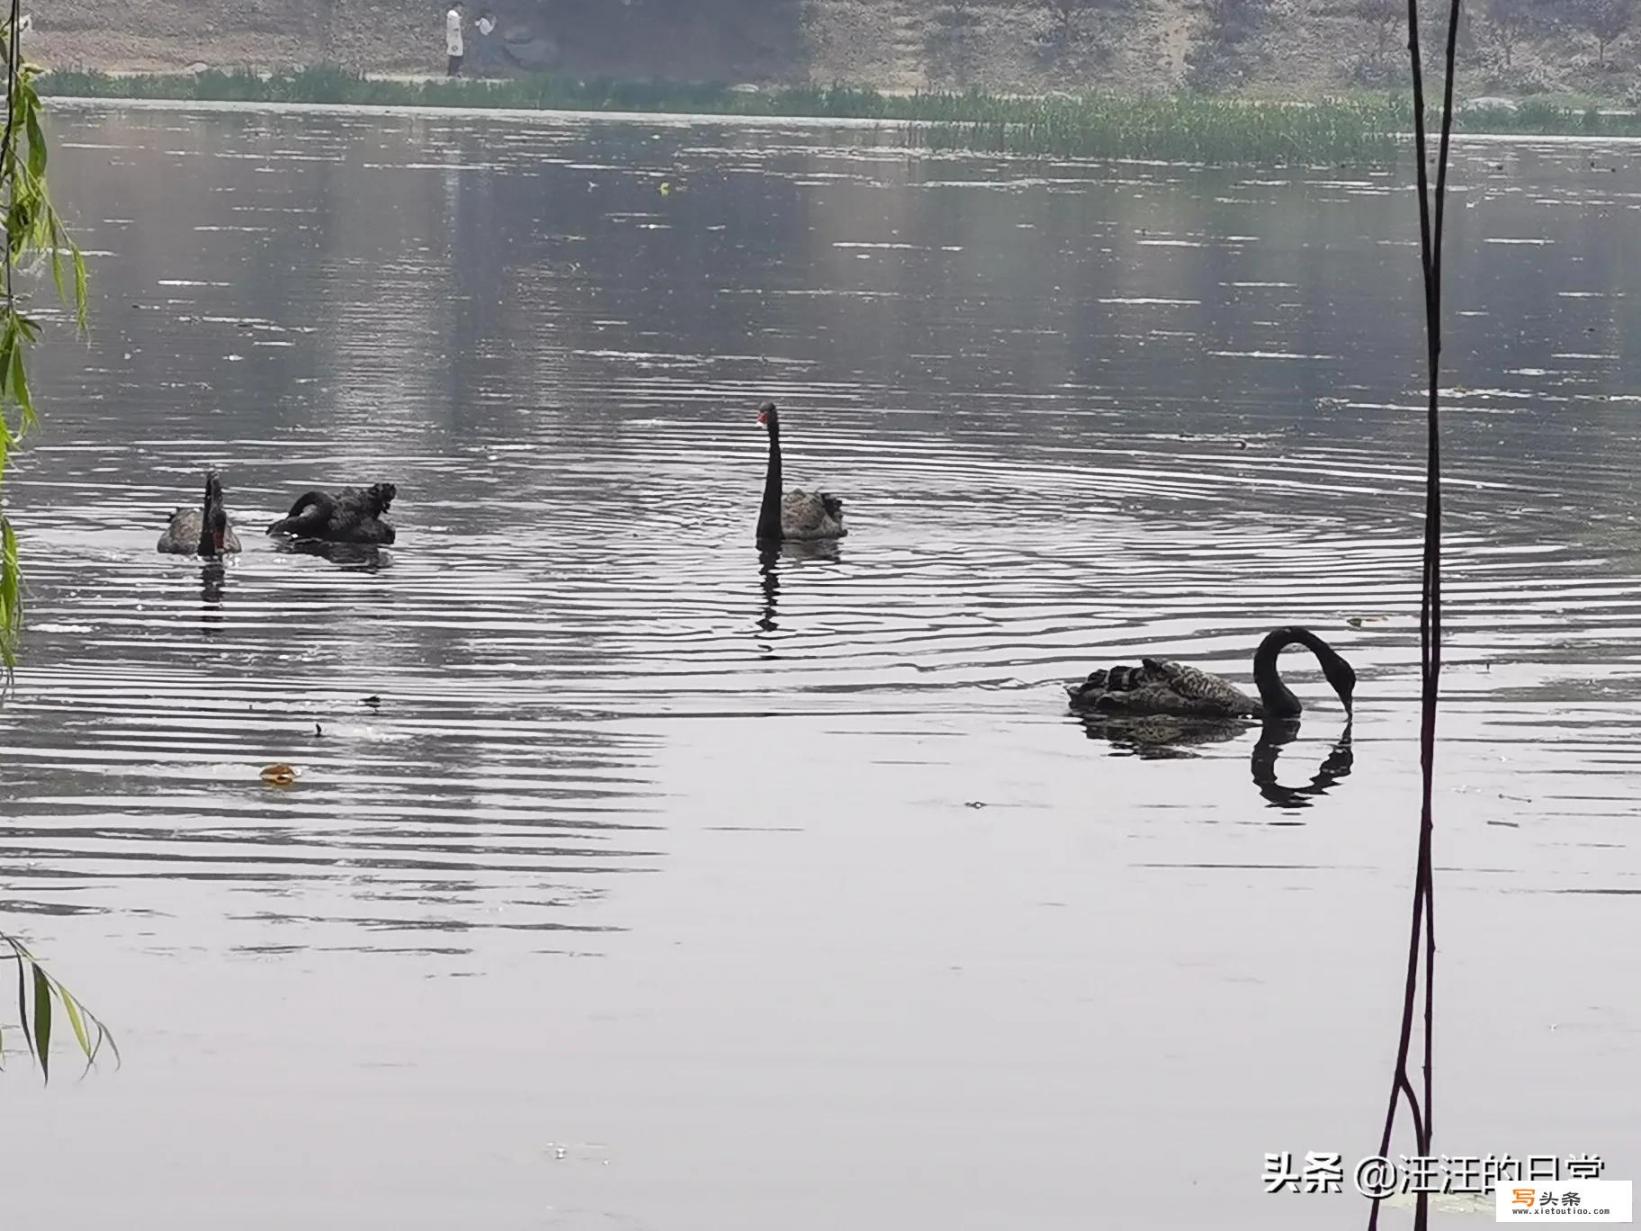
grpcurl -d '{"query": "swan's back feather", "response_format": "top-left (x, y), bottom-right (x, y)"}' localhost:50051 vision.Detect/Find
top-left (157, 508), bottom-right (200, 554)
top-left (781, 488), bottom-right (846, 540)
top-left (157, 507), bottom-right (243, 555)
top-left (1143, 659), bottom-right (1259, 714)
top-left (1066, 656), bottom-right (1259, 718)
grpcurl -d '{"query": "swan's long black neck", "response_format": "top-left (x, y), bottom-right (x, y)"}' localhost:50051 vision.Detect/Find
top-left (757, 417), bottom-right (784, 544)
top-left (1252, 626), bottom-right (1345, 720)
top-left (196, 474), bottom-right (220, 558)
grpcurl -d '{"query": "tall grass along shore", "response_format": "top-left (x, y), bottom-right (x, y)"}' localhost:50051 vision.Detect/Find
top-left (38, 67), bottom-right (1641, 164)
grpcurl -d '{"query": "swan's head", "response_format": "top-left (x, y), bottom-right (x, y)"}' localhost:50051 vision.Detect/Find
top-left (1322, 650), bottom-right (1356, 716)
top-left (200, 471), bottom-right (229, 554)
top-left (208, 504), bottom-right (231, 554)
top-left (365, 483), bottom-right (398, 516)
top-left (756, 401), bottom-right (778, 430)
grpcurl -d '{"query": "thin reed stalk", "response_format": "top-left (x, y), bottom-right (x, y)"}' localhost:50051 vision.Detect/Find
top-left (1366, 1), bottom-right (1460, 1229)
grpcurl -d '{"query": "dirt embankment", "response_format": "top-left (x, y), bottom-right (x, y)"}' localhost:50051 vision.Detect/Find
top-left (28, 0), bottom-right (1641, 100)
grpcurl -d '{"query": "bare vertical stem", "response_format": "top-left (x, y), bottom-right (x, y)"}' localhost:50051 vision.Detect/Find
top-left (2, 0), bottom-right (20, 305)
top-left (1367, 2), bottom-right (1460, 1230)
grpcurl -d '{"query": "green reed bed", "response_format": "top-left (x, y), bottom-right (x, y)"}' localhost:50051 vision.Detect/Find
top-left (910, 95), bottom-right (1407, 163)
top-left (1455, 99), bottom-right (1641, 137)
top-left (36, 67), bottom-right (1641, 163)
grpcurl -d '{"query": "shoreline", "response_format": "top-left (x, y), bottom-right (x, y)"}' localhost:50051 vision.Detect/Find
top-left (51, 92), bottom-right (1641, 147)
top-left (43, 93), bottom-right (906, 133)
top-left (37, 69), bottom-right (1641, 163)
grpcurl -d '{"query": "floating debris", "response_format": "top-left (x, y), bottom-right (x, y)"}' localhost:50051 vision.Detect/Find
top-left (259, 763), bottom-right (299, 787)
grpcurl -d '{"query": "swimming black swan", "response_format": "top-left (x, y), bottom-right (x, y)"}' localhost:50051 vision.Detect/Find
top-left (157, 471), bottom-right (242, 557)
top-left (1065, 627), bottom-right (1355, 721)
top-left (756, 402), bottom-right (845, 543)
top-left (267, 483), bottom-right (397, 545)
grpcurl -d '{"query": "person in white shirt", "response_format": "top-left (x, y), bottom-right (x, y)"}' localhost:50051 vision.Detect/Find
top-left (445, 1), bottom-right (465, 77)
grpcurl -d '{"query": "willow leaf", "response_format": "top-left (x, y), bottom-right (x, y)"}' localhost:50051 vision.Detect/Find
top-left (58, 982), bottom-right (92, 1058)
top-left (12, 945), bottom-right (37, 1066)
top-left (30, 961), bottom-right (51, 1081)
top-left (2, 517), bottom-right (21, 670)
top-left (8, 339), bottom-right (33, 428)
top-left (24, 102), bottom-right (46, 181)
top-left (73, 249), bottom-right (88, 323)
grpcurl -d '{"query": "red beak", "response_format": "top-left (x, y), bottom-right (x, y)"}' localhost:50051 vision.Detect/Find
top-left (213, 529), bottom-right (227, 552)
top-left (757, 409), bottom-right (769, 426)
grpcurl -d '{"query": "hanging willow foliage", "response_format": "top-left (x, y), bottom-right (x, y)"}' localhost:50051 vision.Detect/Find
top-left (1, 936), bottom-right (117, 1080)
top-left (1, 3), bottom-right (88, 671)
top-left (0, 6), bottom-right (113, 1078)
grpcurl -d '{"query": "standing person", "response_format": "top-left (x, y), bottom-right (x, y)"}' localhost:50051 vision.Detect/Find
top-left (474, 11), bottom-right (497, 73)
top-left (445, 1), bottom-right (465, 76)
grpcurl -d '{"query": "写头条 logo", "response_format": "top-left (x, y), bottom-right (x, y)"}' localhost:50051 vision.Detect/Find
top-left (1496, 1180), bottom-right (1633, 1223)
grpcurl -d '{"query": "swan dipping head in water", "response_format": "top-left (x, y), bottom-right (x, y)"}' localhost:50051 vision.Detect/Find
top-left (1066, 626), bottom-right (1355, 722)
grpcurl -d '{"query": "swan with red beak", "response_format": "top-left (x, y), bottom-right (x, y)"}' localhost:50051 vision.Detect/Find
top-left (158, 471), bottom-right (242, 557)
top-left (755, 402), bottom-right (845, 544)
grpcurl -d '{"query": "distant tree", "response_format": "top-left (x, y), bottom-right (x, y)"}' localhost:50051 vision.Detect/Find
top-left (1349, 0), bottom-right (1404, 63)
top-left (929, 0), bottom-right (984, 86)
top-left (1041, 0), bottom-right (1129, 41)
top-left (1194, 0), bottom-right (1274, 47)
top-left (1201, 0), bottom-right (1273, 41)
top-left (1482, 0), bottom-right (1541, 67)
top-left (1565, 0), bottom-right (1633, 65)
top-left (1037, 0), bottom-right (1143, 65)
top-left (1185, 0), bottom-right (1273, 88)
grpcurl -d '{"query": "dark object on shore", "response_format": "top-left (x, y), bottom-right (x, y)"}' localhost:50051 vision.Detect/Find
top-left (1065, 627), bottom-right (1355, 721)
top-left (755, 402), bottom-right (845, 545)
top-left (158, 470), bottom-right (243, 557)
top-left (267, 483), bottom-right (398, 545)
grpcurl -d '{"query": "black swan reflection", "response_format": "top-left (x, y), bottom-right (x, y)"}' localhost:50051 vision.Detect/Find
top-left (1071, 712), bottom-right (1356, 808)
top-left (757, 546), bottom-right (780, 633)
top-left (199, 560), bottom-right (226, 609)
top-left (755, 402), bottom-right (845, 545)
top-left (158, 470), bottom-right (242, 557)
top-left (267, 482), bottom-right (398, 545)
top-left (1251, 722), bottom-right (1355, 808)
top-left (1065, 627), bottom-right (1355, 720)
top-left (1072, 713), bottom-right (1252, 759)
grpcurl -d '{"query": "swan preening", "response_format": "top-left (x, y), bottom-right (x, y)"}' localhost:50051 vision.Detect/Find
top-left (757, 402), bottom-right (845, 544)
top-left (1066, 627), bottom-right (1356, 722)
top-left (157, 471), bottom-right (242, 557)
top-left (267, 483), bottom-right (398, 545)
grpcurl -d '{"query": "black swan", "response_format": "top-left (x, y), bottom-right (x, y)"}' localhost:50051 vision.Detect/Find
top-left (756, 402), bottom-right (845, 543)
top-left (267, 483), bottom-right (397, 545)
top-left (1065, 627), bottom-right (1355, 721)
top-left (157, 471), bottom-right (242, 557)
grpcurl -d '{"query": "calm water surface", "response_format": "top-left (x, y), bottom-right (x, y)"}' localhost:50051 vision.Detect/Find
top-left (1, 101), bottom-right (1639, 1228)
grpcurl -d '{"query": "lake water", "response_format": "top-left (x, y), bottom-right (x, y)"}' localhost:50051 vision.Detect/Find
top-left (1, 100), bottom-right (1639, 1228)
